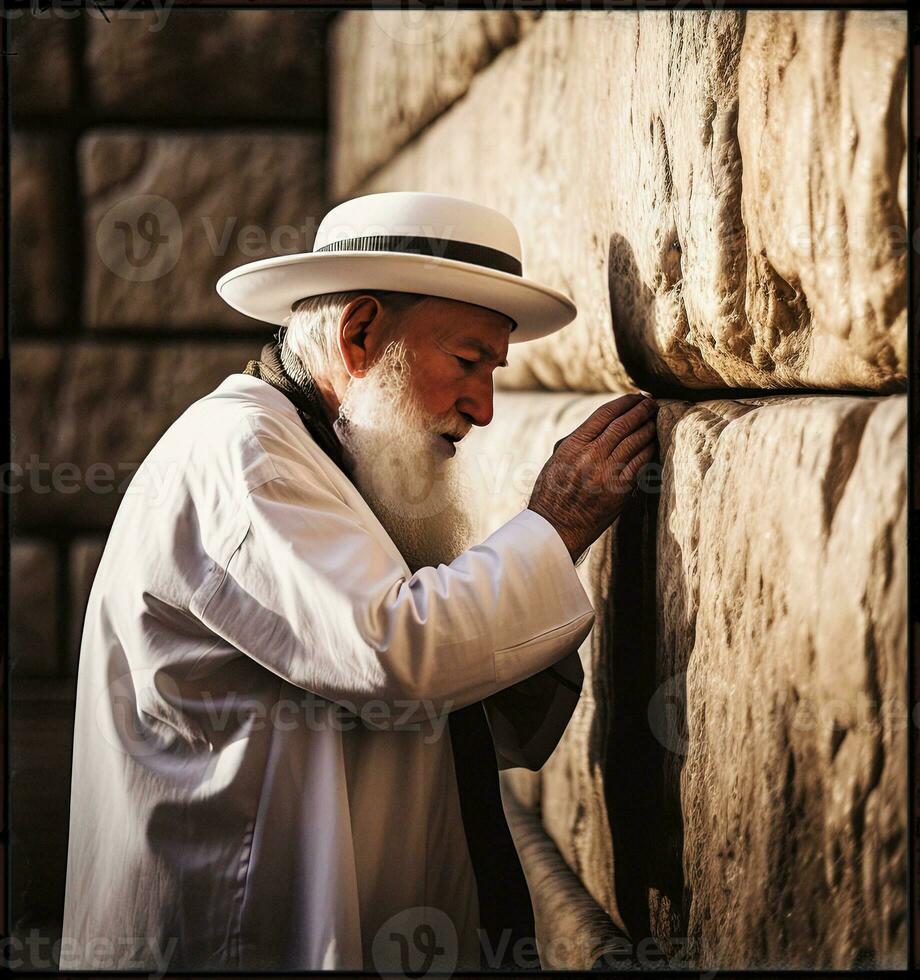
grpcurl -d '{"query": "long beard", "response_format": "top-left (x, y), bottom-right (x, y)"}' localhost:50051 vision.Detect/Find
top-left (334, 340), bottom-right (477, 573)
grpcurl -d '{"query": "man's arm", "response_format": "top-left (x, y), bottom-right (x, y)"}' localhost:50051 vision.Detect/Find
top-left (482, 648), bottom-right (584, 771)
top-left (192, 471), bottom-right (596, 723)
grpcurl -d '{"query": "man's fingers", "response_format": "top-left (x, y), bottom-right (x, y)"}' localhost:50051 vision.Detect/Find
top-left (582, 393), bottom-right (648, 441)
top-left (603, 441), bottom-right (657, 495)
top-left (623, 440), bottom-right (657, 481)
top-left (613, 418), bottom-right (657, 463)
top-left (595, 397), bottom-right (658, 452)
top-left (553, 393), bottom-right (650, 454)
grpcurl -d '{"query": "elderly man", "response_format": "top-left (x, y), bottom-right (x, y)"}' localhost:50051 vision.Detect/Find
top-left (60, 193), bottom-right (658, 973)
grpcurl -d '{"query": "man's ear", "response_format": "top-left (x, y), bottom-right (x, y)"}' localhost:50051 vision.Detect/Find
top-left (338, 295), bottom-right (384, 378)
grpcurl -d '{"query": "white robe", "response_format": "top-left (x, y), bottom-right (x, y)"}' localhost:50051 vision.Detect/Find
top-left (58, 373), bottom-right (596, 972)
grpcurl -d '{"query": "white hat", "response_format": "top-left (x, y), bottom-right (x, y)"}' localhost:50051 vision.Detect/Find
top-left (215, 191), bottom-right (576, 343)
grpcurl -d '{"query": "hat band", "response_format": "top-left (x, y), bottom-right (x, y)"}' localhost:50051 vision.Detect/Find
top-left (313, 234), bottom-right (523, 277)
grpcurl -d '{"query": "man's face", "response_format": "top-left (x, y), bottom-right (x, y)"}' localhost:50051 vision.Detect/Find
top-left (333, 296), bottom-right (513, 572)
top-left (389, 296), bottom-right (512, 452)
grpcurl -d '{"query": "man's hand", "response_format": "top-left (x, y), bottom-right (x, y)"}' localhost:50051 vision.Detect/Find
top-left (527, 393), bottom-right (659, 564)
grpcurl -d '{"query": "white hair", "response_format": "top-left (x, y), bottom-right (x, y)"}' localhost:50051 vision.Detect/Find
top-left (279, 289), bottom-right (428, 381)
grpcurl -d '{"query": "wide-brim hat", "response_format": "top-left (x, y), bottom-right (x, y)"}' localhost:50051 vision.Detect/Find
top-left (215, 191), bottom-right (576, 343)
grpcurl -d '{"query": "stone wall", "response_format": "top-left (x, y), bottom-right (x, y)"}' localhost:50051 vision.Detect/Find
top-left (329, 8), bottom-right (908, 969)
top-left (6, 6), bottom-right (334, 948)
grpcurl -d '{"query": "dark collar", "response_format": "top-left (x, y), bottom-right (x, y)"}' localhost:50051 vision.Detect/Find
top-left (242, 340), bottom-right (353, 481)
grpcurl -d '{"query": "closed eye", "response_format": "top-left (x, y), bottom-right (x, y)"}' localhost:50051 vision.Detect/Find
top-left (455, 355), bottom-right (477, 367)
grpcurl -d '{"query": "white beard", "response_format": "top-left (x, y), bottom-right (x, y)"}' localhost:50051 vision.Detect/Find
top-left (334, 339), bottom-right (477, 573)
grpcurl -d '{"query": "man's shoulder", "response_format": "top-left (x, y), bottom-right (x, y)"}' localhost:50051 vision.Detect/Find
top-left (160, 373), bottom-right (343, 494)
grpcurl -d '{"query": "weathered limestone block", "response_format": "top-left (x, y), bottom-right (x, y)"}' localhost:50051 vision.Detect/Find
top-left (11, 134), bottom-right (72, 330)
top-left (469, 389), bottom-right (906, 968)
top-left (10, 540), bottom-right (59, 677)
top-left (9, 9), bottom-right (75, 115)
top-left (329, 8), bottom-right (541, 199)
top-left (352, 10), bottom-right (906, 393)
top-left (80, 131), bottom-right (325, 328)
top-left (10, 342), bottom-right (257, 531)
top-left (669, 394), bottom-right (907, 968)
top-left (85, 8), bottom-right (329, 120)
top-left (738, 9), bottom-right (907, 393)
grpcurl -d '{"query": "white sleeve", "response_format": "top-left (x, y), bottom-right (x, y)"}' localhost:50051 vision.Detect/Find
top-left (192, 473), bottom-right (596, 721)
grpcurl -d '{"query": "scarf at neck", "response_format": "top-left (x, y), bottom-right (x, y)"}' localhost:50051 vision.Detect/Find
top-left (243, 338), bottom-right (353, 481)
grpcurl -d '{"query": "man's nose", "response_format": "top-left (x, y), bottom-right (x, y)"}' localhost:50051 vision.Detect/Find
top-left (456, 376), bottom-right (494, 428)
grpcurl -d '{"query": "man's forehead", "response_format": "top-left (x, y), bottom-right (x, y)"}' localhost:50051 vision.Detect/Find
top-left (452, 334), bottom-right (509, 367)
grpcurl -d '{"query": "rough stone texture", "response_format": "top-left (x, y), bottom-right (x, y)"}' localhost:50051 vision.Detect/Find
top-left (85, 8), bottom-right (329, 120)
top-left (346, 10), bottom-right (907, 394)
top-left (468, 389), bottom-right (906, 968)
top-left (329, 8), bottom-right (542, 199)
top-left (80, 131), bottom-right (325, 328)
top-left (11, 133), bottom-right (73, 330)
top-left (10, 342), bottom-right (258, 532)
top-left (738, 10), bottom-right (907, 395)
top-left (668, 394), bottom-right (908, 969)
top-left (8, 9), bottom-right (75, 115)
top-left (9, 540), bottom-right (59, 678)
top-left (68, 537), bottom-right (106, 674)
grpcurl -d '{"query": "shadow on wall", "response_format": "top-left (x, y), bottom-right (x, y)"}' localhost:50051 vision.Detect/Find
top-left (607, 231), bottom-right (663, 398)
top-left (582, 421), bottom-right (699, 960)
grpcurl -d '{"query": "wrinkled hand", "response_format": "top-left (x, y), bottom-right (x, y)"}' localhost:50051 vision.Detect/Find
top-left (527, 393), bottom-right (659, 564)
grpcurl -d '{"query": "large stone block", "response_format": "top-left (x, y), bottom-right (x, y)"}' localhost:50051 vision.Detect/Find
top-left (80, 131), bottom-right (325, 328)
top-left (329, 7), bottom-right (541, 199)
top-left (10, 133), bottom-right (73, 330)
top-left (738, 9), bottom-right (907, 394)
top-left (8, 9), bottom-right (76, 116)
top-left (10, 341), bottom-right (259, 532)
top-left (85, 8), bottom-right (329, 120)
top-left (468, 389), bottom-right (906, 968)
top-left (668, 394), bottom-right (907, 969)
top-left (9, 540), bottom-right (59, 678)
top-left (355, 10), bottom-right (906, 394)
